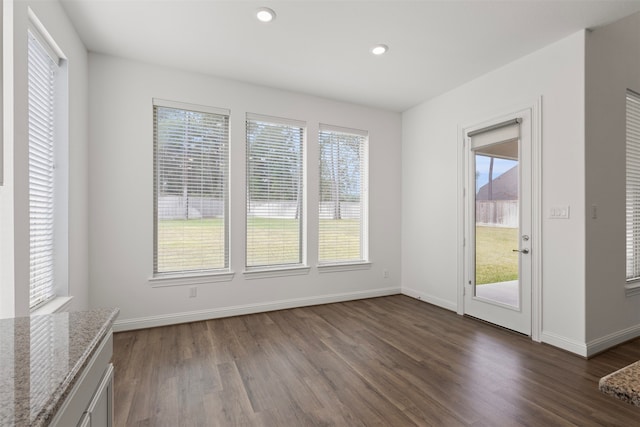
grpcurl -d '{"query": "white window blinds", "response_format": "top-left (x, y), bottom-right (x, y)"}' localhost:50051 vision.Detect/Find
top-left (246, 113), bottom-right (305, 268)
top-left (28, 30), bottom-right (59, 309)
top-left (318, 125), bottom-right (368, 264)
top-left (153, 100), bottom-right (230, 275)
top-left (626, 90), bottom-right (640, 281)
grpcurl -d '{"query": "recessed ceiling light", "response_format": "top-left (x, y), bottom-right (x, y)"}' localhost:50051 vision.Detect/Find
top-left (256, 7), bottom-right (276, 23)
top-left (371, 44), bottom-right (389, 56)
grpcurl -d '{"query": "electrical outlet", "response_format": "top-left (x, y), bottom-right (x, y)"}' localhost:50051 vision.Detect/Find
top-left (383, 269), bottom-right (389, 279)
top-left (189, 286), bottom-right (197, 298)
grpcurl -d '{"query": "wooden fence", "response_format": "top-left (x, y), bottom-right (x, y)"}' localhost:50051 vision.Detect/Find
top-left (476, 200), bottom-right (518, 227)
top-left (158, 197), bottom-right (361, 220)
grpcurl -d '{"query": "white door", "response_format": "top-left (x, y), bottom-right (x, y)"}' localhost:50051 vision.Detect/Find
top-left (464, 109), bottom-right (532, 335)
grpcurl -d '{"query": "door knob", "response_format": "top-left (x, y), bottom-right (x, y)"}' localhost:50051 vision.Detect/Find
top-left (512, 248), bottom-right (529, 254)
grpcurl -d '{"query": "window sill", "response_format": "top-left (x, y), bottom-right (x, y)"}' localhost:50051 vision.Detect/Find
top-left (31, 296), bottom-right (74, 315)
top-left (243, 266), bottom-right (311, 280)
top-left (149, 271), bottom-right (235, 288)
top-left (625, 282), bottom-right (640, 297)
top-left (317, 262), bottom-right (372, 273)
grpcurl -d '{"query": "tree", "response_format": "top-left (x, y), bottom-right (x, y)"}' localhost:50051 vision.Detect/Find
top-left (247, 120), bottom-right (303, 203)
top-left (319, 131), bottom-right (363, 220)
top-left (156, 107), bottom-right (228, 219)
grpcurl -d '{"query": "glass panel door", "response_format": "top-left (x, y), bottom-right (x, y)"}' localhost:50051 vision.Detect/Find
top-left (464, 109), bottom-right (532, 336)
top-left (473, 139), bottom-right (519, 308)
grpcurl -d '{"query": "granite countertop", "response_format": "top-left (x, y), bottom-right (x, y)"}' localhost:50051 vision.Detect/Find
top-left (0, 308), bottom-right (119, 427)
top-left (599, 360), bottom-right (640, 406)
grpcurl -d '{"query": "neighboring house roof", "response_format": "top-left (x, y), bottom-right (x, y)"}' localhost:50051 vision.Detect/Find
top-left (476, 165), bottom-right (518, 200)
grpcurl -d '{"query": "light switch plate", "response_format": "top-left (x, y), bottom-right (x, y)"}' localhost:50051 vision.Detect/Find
top-left (550, 206), bottom-right (570, 219)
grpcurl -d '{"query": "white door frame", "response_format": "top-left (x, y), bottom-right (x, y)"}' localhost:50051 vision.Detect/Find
top-left (457, 98), bottom-right (542, 341)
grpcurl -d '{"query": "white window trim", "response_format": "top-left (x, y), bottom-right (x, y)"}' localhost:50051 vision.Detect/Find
top-left (317, 123), bottom-right (369, 265)
top-left (27, 12), bottom-right (69, 312)
top-left (148, 271), bottom-right (235, 287)
top-left (153, 98), bottom-right (230, 117)
top-left (245, 112), bottom-right (308, 270)
top-left (243, 266), bottom-right (311, 280)
top-left (319, 123), bottom-right (368, 137)
top-left (31, 296), bottom-right (73, 315)
top-left (152, 98), bottom-right (231, 277)
top-left (28, 8), bottom-right (65, 64)
top-left (246, 112), bottom-right (306, 129)
top-left (625, 281), bottom-right (640, 297)
top-left (626, 89), bottom-right (640, 287)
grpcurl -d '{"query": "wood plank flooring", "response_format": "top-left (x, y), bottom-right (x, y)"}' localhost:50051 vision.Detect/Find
top-left (112, 295), bottom-right (640, 426)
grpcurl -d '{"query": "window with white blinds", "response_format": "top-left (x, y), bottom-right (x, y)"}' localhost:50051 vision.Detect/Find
top-left (626, 90), bottom-right (640, 281)
top-left (28, 29), bottom-right (59, 309)
top-left (246, 113), bottom-right (305, 268)
top-left (153, 100), bottom-right (230, 275)
top-left (318, 125), bottom-right (368, 264)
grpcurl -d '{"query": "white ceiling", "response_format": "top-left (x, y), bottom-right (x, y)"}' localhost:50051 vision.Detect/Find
top-left (60, 0), bottom-right (640, 112)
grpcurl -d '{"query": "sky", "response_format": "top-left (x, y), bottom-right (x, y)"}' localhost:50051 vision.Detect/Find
top-left (475, 155), bottom-right (517, 193)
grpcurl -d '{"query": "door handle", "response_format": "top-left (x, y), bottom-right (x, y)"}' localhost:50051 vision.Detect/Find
top-left (513, 249), bottom-right (529, 254)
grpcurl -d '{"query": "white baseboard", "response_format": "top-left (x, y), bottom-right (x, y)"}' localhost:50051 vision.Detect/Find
top-left (113, 287), bottom-right (401, 332)
top-left (586, 324), bottom-right (640, 357)
top-left (540, 331), bottom-right (588, 357)
top-left (541, 325), bottom-right (640, 358)
top-left (401, 287), bottom-right (457, 312)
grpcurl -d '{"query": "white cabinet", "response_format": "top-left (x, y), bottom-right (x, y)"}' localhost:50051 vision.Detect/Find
top-left (83, 364), bottom-right (114, 427)
top-left (51, 331), bottom-right (114, 427)
top-left (77, 413), bottom-right (91, 427)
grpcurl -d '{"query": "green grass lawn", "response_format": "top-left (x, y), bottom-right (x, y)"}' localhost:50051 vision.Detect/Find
top-left (157, 218), bottom-right (226, 272)
top-left (319, 219), bottom-right (361, 262)
top-left (246, 217), bottom-right (302, 266)
top-left (157, 217), bottom-right (361, 272)
top-left (475, 226), bottom-right (519, 285)
top-left (158, 219), bottom-right (512, 282)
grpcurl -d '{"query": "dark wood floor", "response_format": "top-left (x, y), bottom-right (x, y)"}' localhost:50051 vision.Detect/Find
top-left (112, 295), bottom-right (640, 426)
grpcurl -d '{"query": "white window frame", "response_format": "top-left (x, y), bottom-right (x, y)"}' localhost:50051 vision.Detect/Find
top-left (625, 89), bottom-right (640, 295)
top-left (27, 13), bottom-right (69, 312)
top-left (317, 124), bottom-right (369, 268)
top-left (244, 113), bottom-right (308, 275)
top-left (150, 99), bottom-right (232, 282)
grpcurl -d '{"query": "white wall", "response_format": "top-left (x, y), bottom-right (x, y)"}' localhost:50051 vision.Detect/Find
top-left (585, 12), bottom-right (640, 352)
top-left (402, 31), bottom-right (587, 354)
top-left (88, 53), bottom-right (402, 330)
top-left (1, 0), bottom-right (13, 317)
top-left (0, 0), bottom-right (89, 317)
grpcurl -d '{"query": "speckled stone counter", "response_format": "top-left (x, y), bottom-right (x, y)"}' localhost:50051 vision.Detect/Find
top-left (599, 360), bottom-right (640, 406)
top-left (0, 308), bottom-right (119, 426)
